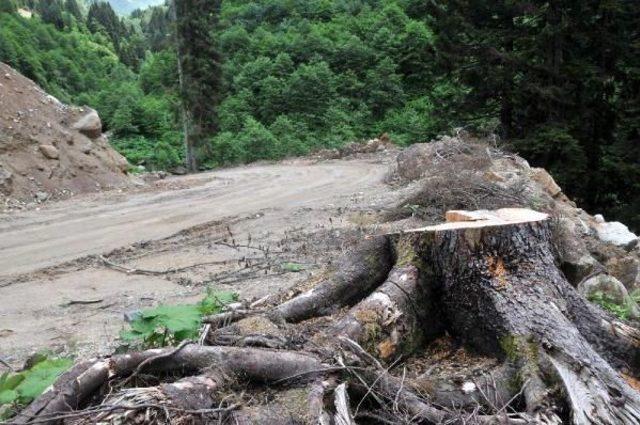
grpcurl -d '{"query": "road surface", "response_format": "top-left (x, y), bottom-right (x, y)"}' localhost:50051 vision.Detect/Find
top-left (0, 157), bottom-right (393, 365)
top-left (0, 159), bottom-right (387, 276)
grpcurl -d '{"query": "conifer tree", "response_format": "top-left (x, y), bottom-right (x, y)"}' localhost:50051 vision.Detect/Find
top-left (172, 0), bottom-right (222, 171)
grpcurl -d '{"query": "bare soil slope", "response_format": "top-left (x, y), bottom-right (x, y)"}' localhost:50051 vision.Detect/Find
top-left (0, 62), bottom-right (131, 207)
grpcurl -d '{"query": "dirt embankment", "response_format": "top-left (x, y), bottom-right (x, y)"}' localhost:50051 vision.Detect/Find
top-left (0, 62), bottom-right (131, 209)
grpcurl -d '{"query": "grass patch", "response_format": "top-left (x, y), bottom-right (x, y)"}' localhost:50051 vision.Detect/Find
top-left (588, 290), bottom-right (640, 321)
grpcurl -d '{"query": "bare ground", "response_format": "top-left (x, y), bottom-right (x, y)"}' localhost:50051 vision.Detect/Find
top-left (0, 155), bottom-right (408, 367)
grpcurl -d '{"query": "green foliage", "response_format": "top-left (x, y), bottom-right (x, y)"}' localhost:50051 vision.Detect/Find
top-left (121, 289), bottom-right (238, 348)
top-left (4, 0), bottom-right (638, 230)
top-left (588, 290), bottom-right (640, 321)
top-left (430, 0), bottom-right (640, 230)
top-left (0, 0), bottom-right (17, 14)
top-left (205, 0), bottom-right (465, 163)
top-left (0, 356), bottom-right (72, 419)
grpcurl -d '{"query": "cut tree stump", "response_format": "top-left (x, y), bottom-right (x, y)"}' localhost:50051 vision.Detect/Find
top-left (16, 208), bottom-right (640, 425)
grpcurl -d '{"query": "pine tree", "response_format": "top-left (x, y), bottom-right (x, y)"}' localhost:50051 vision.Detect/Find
top-left (172, 0), bottom-right (222, 171)
top-left (429, 0), bottom-right (640, 229)
top-left (64, 0), bottom-right (82, 21)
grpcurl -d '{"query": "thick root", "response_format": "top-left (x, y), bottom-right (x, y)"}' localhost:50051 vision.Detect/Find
top-left (327, 263), bottom-right (437, 361)
top-left (69, 375), bottom-right (223, 424)
top-left (15, 345), bottom-right (325, 424)
top-left (18, 209), bottom-right (640, 425)
top-left (273, 236), bottom-right (393, 322)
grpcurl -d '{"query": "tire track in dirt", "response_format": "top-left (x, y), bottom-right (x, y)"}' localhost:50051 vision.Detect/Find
top-left (0, 159), bottom-right (386, 277)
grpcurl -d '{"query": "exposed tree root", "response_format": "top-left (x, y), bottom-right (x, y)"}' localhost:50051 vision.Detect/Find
top-left (272, 236), bottom-right (393, 322)
top-left (17, 209), bottom-right (640, 425)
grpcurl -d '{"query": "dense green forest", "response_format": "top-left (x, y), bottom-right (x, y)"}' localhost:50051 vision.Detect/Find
top-left (0, 0), bottom-right (638, 229)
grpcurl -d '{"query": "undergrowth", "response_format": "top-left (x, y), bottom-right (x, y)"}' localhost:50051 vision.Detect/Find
top-left (588, 290), bottom-right (640, 321)
top-left (120, 288), bottom-right (238, 348)
top-left (0, 355), bottom-right (73, 419)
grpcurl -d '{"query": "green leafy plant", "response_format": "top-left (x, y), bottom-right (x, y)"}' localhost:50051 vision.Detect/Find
top-left (0, 356), bottom-right (73, 419)
top-left (282, 262), bottom-right (305, 272)
top-left (121, 289), bottom-right (238, 348)
top-left (588, 291), bottom-right (633, 320)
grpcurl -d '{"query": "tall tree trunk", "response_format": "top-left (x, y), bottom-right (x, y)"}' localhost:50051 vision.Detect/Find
top-left (172, 0), bottom-right (222, 172)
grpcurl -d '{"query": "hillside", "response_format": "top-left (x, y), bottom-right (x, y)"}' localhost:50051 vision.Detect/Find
top-left (0, 62), bottom-right (131, 207)
top-left (1, 1), bottom-right (637, 230)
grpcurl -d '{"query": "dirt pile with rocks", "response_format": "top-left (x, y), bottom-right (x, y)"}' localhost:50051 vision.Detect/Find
top-left (388, 131), bottom-right (640, 315)
top-left (0, 62), bottom-right (131, 209)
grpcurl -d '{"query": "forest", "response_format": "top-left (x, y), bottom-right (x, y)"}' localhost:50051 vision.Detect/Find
top-left (0, 0), bottom-right (638, 229)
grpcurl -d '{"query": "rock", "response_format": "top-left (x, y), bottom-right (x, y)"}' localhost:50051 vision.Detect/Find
top-left (38, 144), bottom-right (59, 160)
top-left (578, 274), bottom-right (640, 319)
top-left (594, 220), bottom-right (639, 250)
top-left (72, 110), bottom-right (102, 139)
top-left (553, 217), bottom-right (601, 285)
top-left (170, 165), bottom-right (187, 175)
top-left (594, 214), bottom-right (606, 224)
top-left (396, 143), bottom-right (432, 180)
top-left (530, 167), bottom-right (562, 197)
top-left (110, 151), bottom-right (130, 173)
top-left (0, 167), bottom-right (13, 195)
top-left (562, 254), bottom-right (600, 286)
top-left (123, 309), bottom-right (142, 323)
top-left (606, 256), bottom-right (640, 291)
top-left (35, 191), bottom-right (49, 202)
top-left (80, 141), bottom-right (93, 155)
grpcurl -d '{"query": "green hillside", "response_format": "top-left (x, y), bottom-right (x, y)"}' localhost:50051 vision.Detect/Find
top-left (0, 0), bottom-right (638, 229)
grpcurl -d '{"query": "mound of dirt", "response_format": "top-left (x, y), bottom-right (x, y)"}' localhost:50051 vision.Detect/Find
top-left (388, 131), bottom-right (640, 308)
top-left (0, 62), bottom-right (131, 208)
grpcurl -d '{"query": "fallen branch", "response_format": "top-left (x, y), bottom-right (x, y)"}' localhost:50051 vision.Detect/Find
top-left (100, 255), bottom-right (265, 276)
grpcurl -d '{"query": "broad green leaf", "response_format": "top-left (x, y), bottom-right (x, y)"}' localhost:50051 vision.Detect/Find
top-left (15, 358), bottom-right (72, 403)
top-left (0, 373), bottom-right (23, 392)
top-left (282, 262), bottom-right (305, 272)
top-left (0, 389), bottom-right (18, 404)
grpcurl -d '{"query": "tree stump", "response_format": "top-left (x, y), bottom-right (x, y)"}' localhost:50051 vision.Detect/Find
top-left (17, 209), bottom-right (640, 425)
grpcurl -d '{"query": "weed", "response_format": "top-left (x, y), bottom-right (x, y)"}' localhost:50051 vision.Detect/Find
top-left (0, 356), bottom-right (72, 419)
top-left (121, 288), bottom-right (237, 348)
top-left (588, 291), bottom-right (635, 320)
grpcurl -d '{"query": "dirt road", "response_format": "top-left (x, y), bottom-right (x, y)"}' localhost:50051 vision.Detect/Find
top-left (0, 159), bottom-right (385, 276)
top-left (0, 156), bottom-right (398, 366)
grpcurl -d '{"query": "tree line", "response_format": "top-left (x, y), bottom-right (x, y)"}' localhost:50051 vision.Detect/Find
top-left (0, 0), bottom-right (638, 229)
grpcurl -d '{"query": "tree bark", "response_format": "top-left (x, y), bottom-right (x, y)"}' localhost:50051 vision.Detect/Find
top-left (17, 209), bottom-right (640, 425)
top-left (272, 236), bottom-right (393, 323)
top-left (406, 210), bottom-right (640, 424)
